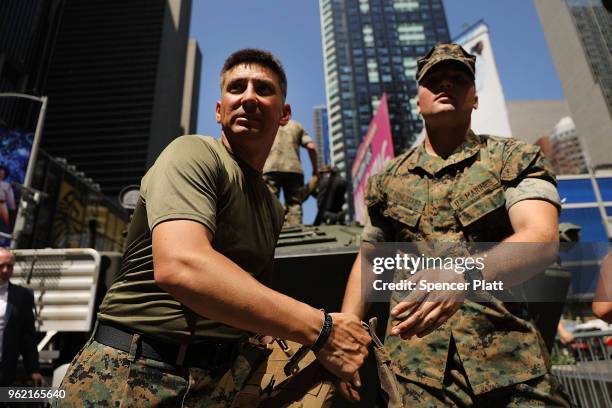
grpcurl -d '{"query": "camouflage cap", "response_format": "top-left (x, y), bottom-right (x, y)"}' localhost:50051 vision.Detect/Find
top-left (416, 43), bottom-right (476, 82)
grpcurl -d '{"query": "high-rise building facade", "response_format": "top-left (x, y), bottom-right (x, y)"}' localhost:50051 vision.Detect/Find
top-left (312, 105), bottom-right (330, 167)
top-left (0, 0), bottom-right (64, 129)
top-left (507, 99), bottom-right (571, 144)
top-left (535, 0), bottom-right (612, 169)
top-left (550, 117), bottom-right (589, 175)
top-left (40, 0), bottom-right (200, 198)
top-left (319, 0), bottom-right (450, 178)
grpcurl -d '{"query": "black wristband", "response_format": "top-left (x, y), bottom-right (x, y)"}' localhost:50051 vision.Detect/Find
top-left (310, 311), bottom-right (333, 352)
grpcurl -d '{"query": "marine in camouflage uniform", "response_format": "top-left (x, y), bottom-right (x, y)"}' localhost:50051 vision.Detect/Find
top-left (340, 44), bottom-right (571, 406)
top-left (263, 119), bottom-right (319, 226)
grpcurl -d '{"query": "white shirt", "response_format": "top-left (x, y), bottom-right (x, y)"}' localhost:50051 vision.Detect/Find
top-left (0, 281), bottom-right (8, 360)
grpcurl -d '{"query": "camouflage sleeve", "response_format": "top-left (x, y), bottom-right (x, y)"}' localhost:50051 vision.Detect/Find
top-left (504, 178), bottom-right (561, 211)
top-left (300, 125), bottom-right (313, 147)
top-left (361, 175), bottom-right (394, 242)
top-left (501, 139), bottom-right (560, 211)
top-left (500, 139), bottom-right (556, 185)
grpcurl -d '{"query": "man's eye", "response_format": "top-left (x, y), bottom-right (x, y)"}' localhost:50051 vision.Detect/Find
top-left (228, 82), bottom-right (245, 92)
top-left (256, 83), bottom-right (274, 94)
top-left (424, 76), bottom-right (440, 86)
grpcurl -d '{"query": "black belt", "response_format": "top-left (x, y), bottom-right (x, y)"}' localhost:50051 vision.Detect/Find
top-left (94, 323), bottom-right (239, 369)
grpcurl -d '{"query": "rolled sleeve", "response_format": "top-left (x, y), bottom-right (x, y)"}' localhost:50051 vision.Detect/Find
top-left (504, 178), bottom-right (561, 211)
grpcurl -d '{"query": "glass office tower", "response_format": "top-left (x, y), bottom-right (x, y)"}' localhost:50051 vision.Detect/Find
top-left (319, 0), bottom-right (450, 181)
top-left (536, 0), bottom-right (612, 170)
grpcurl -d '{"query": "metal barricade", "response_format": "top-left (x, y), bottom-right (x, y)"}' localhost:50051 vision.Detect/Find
top-left (552, 329), bottom-right (612, 408)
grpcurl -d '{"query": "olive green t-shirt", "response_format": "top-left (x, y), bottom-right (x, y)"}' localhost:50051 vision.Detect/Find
top-left (98, 135), bottom-right (284, 343)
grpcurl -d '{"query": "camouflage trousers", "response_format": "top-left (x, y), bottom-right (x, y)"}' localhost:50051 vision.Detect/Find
top-left (263, 172), bottom-right (304, 226)
top-left (52, 339), bottom-right (266, 408)
top-left (398, 339), bottom-right (571, 407)
top-left (53, 338), bottom-right (335, 407)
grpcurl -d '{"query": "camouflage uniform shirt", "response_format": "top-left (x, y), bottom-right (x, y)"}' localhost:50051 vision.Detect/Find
top-left (263, 120), bottom-right (313, 175)
top-left (362, 131), bottom-right (560, 395)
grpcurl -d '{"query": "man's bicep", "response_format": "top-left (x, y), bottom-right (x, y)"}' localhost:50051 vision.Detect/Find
top-left (507, 199), bottom-right (558, 237)
top-left (152, 220), bottom-right (214, 280)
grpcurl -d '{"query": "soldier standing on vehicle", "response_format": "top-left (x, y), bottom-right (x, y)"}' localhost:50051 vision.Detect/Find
top-left (312, 165), bottom-right (348, 226)
top-left (338, 44), bottom-right (571, 406)
top-left (55, 49), bottom-right (370, 407)
top-left (263, 119), bottom-right (319, 226)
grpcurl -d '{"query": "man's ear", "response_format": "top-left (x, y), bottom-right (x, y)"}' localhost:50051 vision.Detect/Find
top-left (215, 101), bottom-right (222, 123)
top-left (279, 104), bottom-right (292, 126)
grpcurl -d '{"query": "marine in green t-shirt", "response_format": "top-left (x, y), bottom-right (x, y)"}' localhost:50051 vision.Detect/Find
top-left (57, 48), bottom-right (371, 407)
top-left (98, 134), bottom-right (284, 342)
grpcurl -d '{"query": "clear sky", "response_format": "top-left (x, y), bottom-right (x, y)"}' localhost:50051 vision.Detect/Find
top-left (189, 0), bottom-right (565, 224)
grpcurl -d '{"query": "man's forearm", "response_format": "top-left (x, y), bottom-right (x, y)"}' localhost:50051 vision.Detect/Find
top-left (156, 247), bottom-right (323, 346)
top-left (341, 252), bottom-right (367, 318)
top-left (480, 229), bottom-right (559, 287)
top-left (306, 144), bottom-right (318, 175)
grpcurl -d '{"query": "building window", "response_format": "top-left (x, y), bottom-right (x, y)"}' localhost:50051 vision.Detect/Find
top-left (359, 0), bottom-right (369, 13)
top-left (371, 95), bottom-right (381, 111)
top-left (363, 24), bottom-right (374, 47)
top-left (393, 0), bottom-right (419, 12)
top-left (398, 23), bottom-right (425, 45)
top-left (409, 96), bottom-right (419, 119)
top-left (403, 57), bottom-right (417, 78)
top-left (367, 59), bottom-right (379, 83)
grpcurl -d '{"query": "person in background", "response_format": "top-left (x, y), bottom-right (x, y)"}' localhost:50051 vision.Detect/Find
top-left (0, 247), bottom-right (44, 386)
top-left (312, 165), bottom-right (347, 226)
top-left (0, 165), bottom-right (16, 232)
top-left (592, 251), bottom-right (612, 322)
top-left (263, 119), bottom-right (319, 226)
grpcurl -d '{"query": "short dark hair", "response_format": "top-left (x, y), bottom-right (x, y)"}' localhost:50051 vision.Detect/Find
top-left (220, 48), bottom-right (287, 99)
top-left (0, 165), bottom-right (9, 178)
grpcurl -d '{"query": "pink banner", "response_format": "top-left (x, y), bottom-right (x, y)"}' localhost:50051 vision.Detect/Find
top-left (351, 94), bottom-right (395, 224)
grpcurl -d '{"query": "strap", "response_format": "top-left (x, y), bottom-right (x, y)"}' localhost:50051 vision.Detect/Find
top-left (310, 311), bottom-right (333, 353)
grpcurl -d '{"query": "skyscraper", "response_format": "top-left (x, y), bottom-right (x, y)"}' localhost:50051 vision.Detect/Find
top-left (0, 0), bottom-right (64, 128)
top-left (550, 116), bottom-right (589, 174)
top-left (40, 0), bottom-right (200, 198)
top-left (312, 105), bottom-right (330, 166)
top-left (507, 99), bottom-right (571, 144)
top-left (535, 0), bottom-right (612, 169)
top-left (319, 0), bottom-right (450, 178)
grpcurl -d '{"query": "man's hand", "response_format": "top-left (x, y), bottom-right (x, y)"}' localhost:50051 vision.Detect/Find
top-left (302, 174), bottom-right (319, 202)
top-left (389, 268), bottom-right (465, 339)
top-left (315, 313), bottom-right (371, 382)
top-left (30, 372), bottom-right (45, 387)
top-left (336, 377), bottom-right (361, 402)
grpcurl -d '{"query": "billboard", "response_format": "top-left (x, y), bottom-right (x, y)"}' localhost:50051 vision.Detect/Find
top-left (0, 127), bottom-right (34, 246)
top-left (351, 94), bottom-right (395, 224)
top-left (455, 20), bottom-right (512, 137)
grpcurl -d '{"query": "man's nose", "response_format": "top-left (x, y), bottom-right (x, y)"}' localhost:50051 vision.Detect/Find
top-left (439, 78), bottom-right (453, 90)
top-left (241, 82), bottom-right (258, 111)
